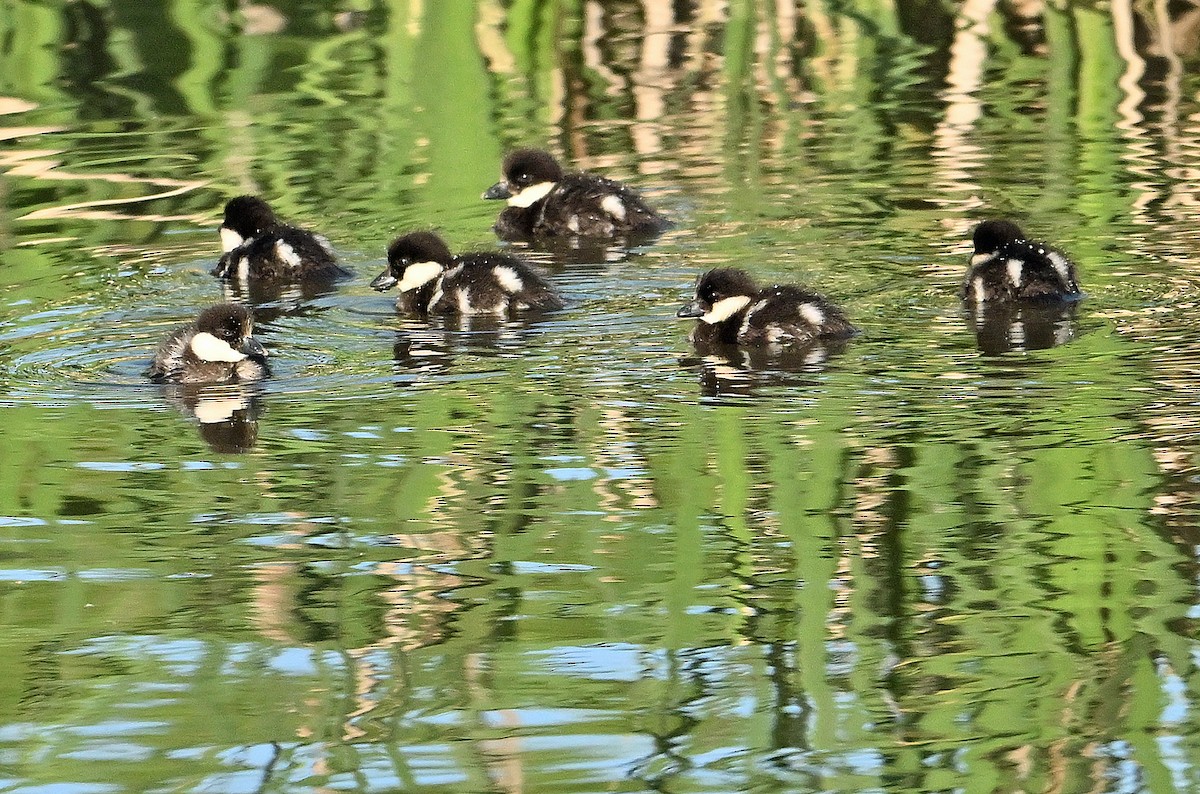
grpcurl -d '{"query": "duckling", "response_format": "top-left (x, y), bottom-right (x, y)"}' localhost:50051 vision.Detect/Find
top-left (963, 219), bottom-right (1082, 302)
top-left (482, 148), bottom-right (669, 240)
top-left (371, 231), bottom-right (563, 315)
top-left (677, 268), bottom-right (857, 347)
top-left (213, 195), bottom-right (349, 282)
top-left (146, 303), bottom-right (269, 384)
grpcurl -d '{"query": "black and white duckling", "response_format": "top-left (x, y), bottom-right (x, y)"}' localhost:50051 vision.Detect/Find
top-left (213, 195), bottom-right (349, 281)
top-left (963, 219), bottom-right (1082, 303)
top-left (371, 231), bottom-right (563, 315)
top-left (677, 268), bottom-right (857, 347)
top-left (482, 148), bottom-right (669, 239)
top-left (146, 303), bottom-right (269, 384)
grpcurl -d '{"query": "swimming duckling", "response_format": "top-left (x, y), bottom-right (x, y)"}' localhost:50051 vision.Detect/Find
top-left (147, 303), bottom-right (269, 384)
top-left (213, 195), bottom-right (349, 282)
top-left (482, 148), bottom-right (669, 240)
top-left (371, 231), bottom-right (563, 315)
top-left (677, 268), bottom-right (857, 347)
top-left (963, 220), bottom-right (1082, 302)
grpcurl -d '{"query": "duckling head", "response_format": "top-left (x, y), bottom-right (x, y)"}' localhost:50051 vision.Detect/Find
top-left (677, 268), bottom-right (759, 325)
top-left (372, 231), bottom-right (454, 293)
top-left (482, 148), bottom-right (564, 208)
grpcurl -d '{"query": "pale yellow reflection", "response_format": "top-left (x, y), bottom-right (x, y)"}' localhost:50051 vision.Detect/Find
top-left (931, 0), bottom-right (993, 226)
top-left (0, 100), bottom-right (210, 224)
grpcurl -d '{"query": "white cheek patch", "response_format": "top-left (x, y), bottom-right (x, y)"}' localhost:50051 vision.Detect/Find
top-left (701, 295), bottom-right (752, 324)
top-left (220, 227), bottom-right (244, 253)
top-left (397, 261), bottom-right (444, 292)
top-left (1047, 252), bottom-right (1071, 286)
top-left (798, 302), bottom-right (826, 327)
top-left (494, 266), bottom-right (524, 293)
top-left (1006, 258), bottom-right (1024, 287)
top-left (191, 332), bottom-right (246, 363)
top-left (970, 252), bottom-right (993, 267)
top-left (600, 194), bottom-right (627, 222)
top-left (507, 181), bottom-right (555, 208)
top-left (275, 240), bottom-right (301, 269)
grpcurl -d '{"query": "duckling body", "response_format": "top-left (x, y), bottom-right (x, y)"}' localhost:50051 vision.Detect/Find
top-left (963, 219), bottom-right (1082, 303)
top-left (677, 268), bottom-right (856, 347)
top-left (147, 303), bottom-right (269, 384)
top-left (372, 232), bottom-right (562, 315)
top-left (213, 196), bottom-right (348, 282)
top-left (483, 149), bottom-right (669, 239)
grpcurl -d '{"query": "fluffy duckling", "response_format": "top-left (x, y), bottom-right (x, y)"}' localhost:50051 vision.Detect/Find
top-left (482, 148), bottom-right (669, 239)
top-left (677, 268), bottom-right (856, 347)
top-left (147, 303), bottom-right (269, 384)
top-left (213, 196), bottom-right (349, 282)
top-left (963, 220), bottom-right (1082, 302)
top-left (371, 231), bottom-right (563, 315)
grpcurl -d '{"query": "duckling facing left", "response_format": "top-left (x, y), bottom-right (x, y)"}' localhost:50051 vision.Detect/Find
top-left (482, 148), bottom-right (670, 240)
top-left (146, 303), bottom-right (269, 384)
top-left (677, 268), bottom-right (857, 347)
top-left (371, 231), bottom-right (563, 315)
top-left (213, 196), bottom-right (350, 282)
top-left (963, 220), bottom-right (1082, 303)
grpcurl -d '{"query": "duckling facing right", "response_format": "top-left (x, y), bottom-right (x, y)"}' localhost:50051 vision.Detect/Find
top-left (963, 220), bottom-right (1082, 303)
top-left (146, 303), bottom-right (269, 384)
top-left (677, 268), bottom-right (857, 347)
top-left (371, 231), bottom-right (563, 315)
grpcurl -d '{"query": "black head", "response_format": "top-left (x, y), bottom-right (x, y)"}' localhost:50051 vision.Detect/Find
top-left (502, 149), bottom-right (563, 186)
top-left (193, 303), bottom-right (266, 360)
top-left (482, 148), bottom-right (564, 201)
top-left (222, 196), bottom-right (278, 239)
top-left (372, 231), bottom-right (454, 292)
top-left (196, 302), bottom-right (252, 340)
top-left (677, 268), bottom-right (759, 320)
top-left (972, 219), bottom-right (1026, 255)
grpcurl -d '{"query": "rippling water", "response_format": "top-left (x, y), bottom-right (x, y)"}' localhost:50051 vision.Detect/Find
top-left (3, 1), bottom-right (1200, 792)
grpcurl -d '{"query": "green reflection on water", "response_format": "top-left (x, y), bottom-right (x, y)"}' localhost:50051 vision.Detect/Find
top-left (1, 0), bottom-right (1199, 792)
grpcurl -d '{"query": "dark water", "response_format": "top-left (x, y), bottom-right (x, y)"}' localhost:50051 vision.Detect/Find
top-left (2, 1), bottom-right (1200, 791)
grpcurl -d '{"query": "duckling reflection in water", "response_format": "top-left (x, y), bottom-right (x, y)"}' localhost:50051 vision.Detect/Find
top-left (483, 148), bottom-right (670, 241)
top-left (146, 303), bottom-right (269, 384)
top-left (967, 300), bottom-right (1079, 355)
top-left (163, 384), bottom-right (262, 454)
top-left (680, 339), bottom-right (852, 399)
top-left (391, 315), bottom-right (550, 380)
top-left (219, 277), bottom-right (340, 325)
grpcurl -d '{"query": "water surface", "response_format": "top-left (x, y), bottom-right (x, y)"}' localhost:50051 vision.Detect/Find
top-left (2, 1), bottom-right (1200, 791)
